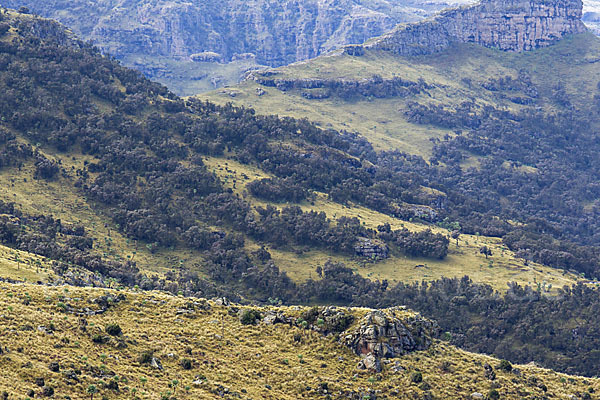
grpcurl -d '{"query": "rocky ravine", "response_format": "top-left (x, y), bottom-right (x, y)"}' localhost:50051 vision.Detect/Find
top-left (359, 0), bottom-right (588, 55)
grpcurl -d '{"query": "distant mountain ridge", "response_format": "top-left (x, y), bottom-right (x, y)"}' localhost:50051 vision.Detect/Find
top-left (0, 0), bottom-right (473, 94)
top-left (1, 0), bottom-right (474, 65)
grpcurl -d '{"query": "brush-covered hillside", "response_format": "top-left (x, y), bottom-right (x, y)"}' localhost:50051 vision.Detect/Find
top-left (204, 5), bottom-right (600, 281)
top-left (1, 281), bottom-right (600, 400)
top-left (2, 4), bottom-right (600, 381)
top-left (201, 0), bottom-right (600, 376)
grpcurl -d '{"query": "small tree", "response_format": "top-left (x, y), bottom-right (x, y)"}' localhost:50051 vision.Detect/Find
top-left (451, 230), bottom-right (461, 247)
top-left (480, 246), bottom-right (492, 259)
top-left (87, 384), bottom-right (98, 400)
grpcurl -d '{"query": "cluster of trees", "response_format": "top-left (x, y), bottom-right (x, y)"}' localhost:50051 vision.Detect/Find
top-left (377, 223), bottom-right (449, 259)
top-left (0, 199), bottom-right (141, 285)
top-left (247, 177), bottom-right (309, 203)
top-left (256, 74), bottom-right (431, 100)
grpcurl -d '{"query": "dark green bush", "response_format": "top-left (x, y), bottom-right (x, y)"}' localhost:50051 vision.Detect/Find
top-left (105, 323), bottom-right (122, 336)
top-left (138, 351), bottom-right (153, 364)
top-left (410, 371), bottom-right (423, 383)
top-left (240, 309), bottom-right (262, 325)
top-left (180, 358), bottom-right (192, 370)
top-left (92, 334), bottom-right (109, 344)
top-left (497, 359), bottom-right (512, 372)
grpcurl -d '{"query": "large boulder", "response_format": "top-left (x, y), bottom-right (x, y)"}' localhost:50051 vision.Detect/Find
top-left (341, 309), bottom-right (438, 358)
top-left (354, 238), bottom-right (389, 260)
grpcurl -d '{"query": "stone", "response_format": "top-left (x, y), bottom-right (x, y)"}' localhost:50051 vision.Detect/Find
top-left (354, 237), bottom-right (389, 260)
top-left (63, 369), bottom-right (79, 382)
top-left (341, 309), bottom-right (438, 358)
top-left (150, 357), bottom-right (163, 370)
top-left (471, 393), bottom-right (484, 399)
top-left (357, 354), bottom-right (381, 372)
top-left (213, 297), bottom-right (230, 306)
top-left (362, 0), bottom-right (587, 56)
top-left (484, 363), bottom-right (496, 380)
top-left (190, 51), bottom-right (222, 63)
top-left (391, 361), bottom-right (404, 373)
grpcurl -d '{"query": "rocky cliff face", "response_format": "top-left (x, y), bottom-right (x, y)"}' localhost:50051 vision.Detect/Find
top-left (363, 0), bottom-right (587, 55)
top-left (1, 0), bottom-right (467, 67)
top-left (4, 0), bottom-right (470, 93)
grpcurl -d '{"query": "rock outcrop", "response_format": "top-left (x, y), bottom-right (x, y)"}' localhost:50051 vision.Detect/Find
top-left (354, 238), bottom-right (389, 260)
top-left (1, 0), bottom-right (447, 67)
top-left (359, 0), bottom-right (587, 55)
top-left (341, 309), bottom-right (438, 359)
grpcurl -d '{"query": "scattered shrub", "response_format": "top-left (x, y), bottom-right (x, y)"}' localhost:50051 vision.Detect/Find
top-left (105, 323), bottom-right (122, 336)
top-left (497, 359), bottom-right (512, 372)
top-left (239, 309), bottom-right (262, 325)
top-left (92, 334), bottom-right (109, 344)
top-left (410, 371), bottom-right (423, 383)
top-left (138, 351), bottom-right (153, 364)
top-left (180, 358), bottom-right (192, 370)
top-left (48, 362), bottom-right (60, 372)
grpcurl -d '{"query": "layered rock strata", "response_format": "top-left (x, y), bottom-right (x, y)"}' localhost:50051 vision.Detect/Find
top-left (357, 0), bottom-right (587, 55)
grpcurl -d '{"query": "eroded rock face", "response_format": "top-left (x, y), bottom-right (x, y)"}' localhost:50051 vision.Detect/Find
top-left (341, 309), bottom-right (439, 359)
top-left (364, 0), bottom-right (587, 55)
top-left (354, 238), bottom-right (389, 260)
top-left (1, 0), bottom-right (410, 67)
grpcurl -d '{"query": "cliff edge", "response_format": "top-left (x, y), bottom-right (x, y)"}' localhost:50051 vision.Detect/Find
top-left (353, 0), bottom-right (587, 55)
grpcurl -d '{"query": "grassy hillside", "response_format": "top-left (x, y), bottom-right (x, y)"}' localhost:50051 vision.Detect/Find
top-left (203, 32), bottom-right (600, 157)
top-left (1, 281), bottom-right (599, 399)
top-left (3, 7), bottom-right (600, 379)
top-left (0, 6), bottom-right (573, 296)
top-left (201, 31), bottom-right (600, 277)
top-left (204, 156), bottom-right (578, 291)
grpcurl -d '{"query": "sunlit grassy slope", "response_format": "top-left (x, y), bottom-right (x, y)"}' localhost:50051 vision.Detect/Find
top-left (0, 157), bottom-right (205, 280)
top-left (202, 33), bottom-right (600, 159)
top-left (0, 11), bottom-right (588, 294)
top-left (196, 33), bottom-right (600, 291)
top-left (0, 281), bottom-right (598, 399)
top-left (203, 156), bottom-right (580, 292)
top-left (1, 146), bottom-right (578, 293)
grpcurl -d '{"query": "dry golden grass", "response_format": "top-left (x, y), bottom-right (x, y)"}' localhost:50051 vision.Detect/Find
top-left (0, 282), bottom-right (597, 399)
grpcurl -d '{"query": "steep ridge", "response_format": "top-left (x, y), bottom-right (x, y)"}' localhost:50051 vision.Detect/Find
top-left (354, 0), bottom-right (587, 55)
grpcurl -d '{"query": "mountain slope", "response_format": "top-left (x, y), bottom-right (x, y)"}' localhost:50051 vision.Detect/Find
top-left (0, 0), bottom-right (475, 94)
top-left (2, 281), bottom-right (600, 399)
top-left (203, 0), bottom-right (600, 271)
top-left (0, 7), bottom-right (571, 295)
top-left (3, 6), bottom-right (600, 378)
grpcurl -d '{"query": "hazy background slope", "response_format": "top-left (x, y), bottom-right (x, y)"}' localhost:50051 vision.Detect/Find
top-left (3, 0), bottom-right (600, 95)
top-left (0, 0), bottom-right (472, 94)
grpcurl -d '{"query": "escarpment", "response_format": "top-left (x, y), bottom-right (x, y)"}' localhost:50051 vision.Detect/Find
top-left (355, 0), bottom-right (587, 55)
